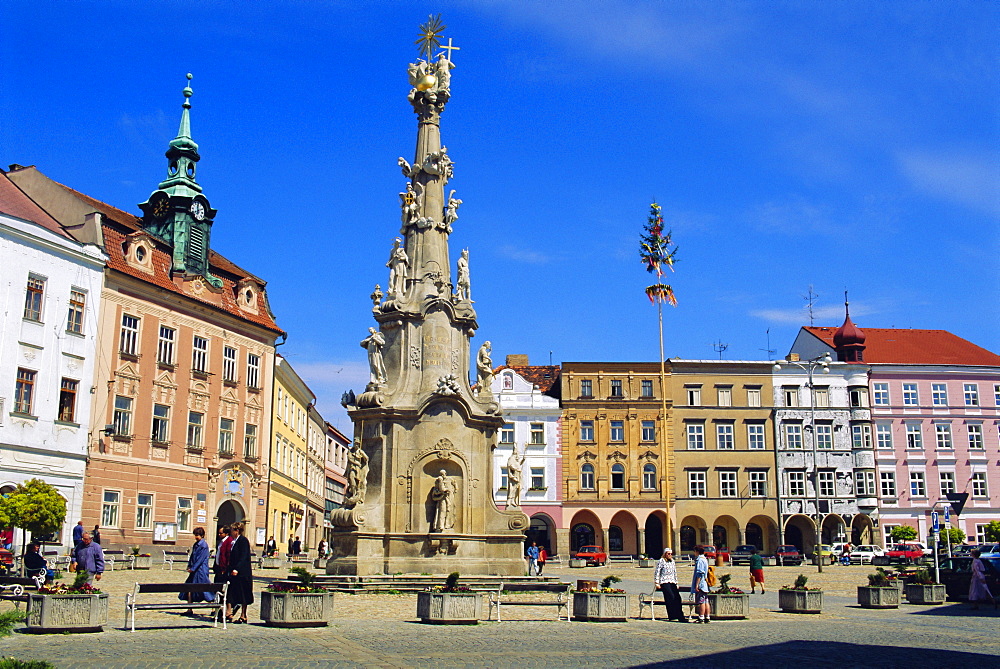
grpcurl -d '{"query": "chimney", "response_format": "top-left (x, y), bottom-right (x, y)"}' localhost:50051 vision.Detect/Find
top-left (505, 354), bottom-right (529, 366)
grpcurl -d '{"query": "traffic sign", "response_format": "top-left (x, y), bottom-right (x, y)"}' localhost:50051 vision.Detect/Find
top-left (944, 505), bottom-right (951, 522)
top-left (932, 511), bottom-right (940, 532)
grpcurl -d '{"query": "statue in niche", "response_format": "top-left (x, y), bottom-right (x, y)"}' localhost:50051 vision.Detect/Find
top-left (455, 248), bottom-right (470, 301)
top-left (506, 445), bottom-right (525, 508)
top-left (475, 341), bottom-right (494, 398)
top-left (399, 183), bottom-right (420, 225)
top-left (386, 238), bottom-right (409, 298)
top-left (836, 471), bottom-right (853, 496)
top-left (431, 469), bottom-right (457, 532)
top-left (361, 327), bottom-right (387, 386)
top-left (370, 284), bottom-right (383, 308)
top-left (345, 440), bottom-right (369, 507)
top-left (434, 53), bottom-right (454, 92)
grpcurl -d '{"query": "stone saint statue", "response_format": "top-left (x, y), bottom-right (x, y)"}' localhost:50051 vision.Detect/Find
top-left (475, 341), bottom-right (494, 398)
top-left (506, 445), bottom-right (525, 508)
top-left (361, 327), bottom-right (387, 386)
top-left (434, 53), bottom-right (454, 92)
top-left (345, 441), bottom-right (369, 506)
top-left (386, 238), bottom-right (409, 298)
top-left (431, 469), bottom-right (456, 532)
top-left (455, 248), bottom-right (470, 301)
top-left (444, 190), bottom-right (462, 231)
top-left (399, 183), bottom-right (420, 225)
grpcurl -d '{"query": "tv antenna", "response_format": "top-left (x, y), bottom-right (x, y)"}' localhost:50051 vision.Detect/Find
top-left (802, 285), bottom-right (819, 325)
top-left (712, 340), bottom-right (729, 360)
top-left (759, 328), bottom-right (777, 359)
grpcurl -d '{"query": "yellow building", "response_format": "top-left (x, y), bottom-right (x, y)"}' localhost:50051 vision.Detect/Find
top-left (668, 360), bottom-right (780, 555)
top-left (560, 362), bottom-right (672, 558)
top-left (266, 355), bottom-right (314, 553)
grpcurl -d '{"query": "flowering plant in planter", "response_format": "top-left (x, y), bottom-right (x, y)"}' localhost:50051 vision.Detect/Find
top-left (716, 573), bottom-right (745, 594)
top-left (781, 574), bottom-right (822, 591)
top-left (907, 569), bottom-right (939, 585)
top-left (430, 571), bottom-right (472, 593)
top-left (267, 566), bottom-right (327, 593)
top-left (577, 575), bottom-right (626, 593)
top-left (867, 567), bottom-right (896, 587)
top-left (39, 571), bottom-right (102, 595)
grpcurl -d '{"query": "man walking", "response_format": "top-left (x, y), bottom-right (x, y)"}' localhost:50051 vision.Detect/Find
top-left (73, 532), bottom-right (104, 585)
top-left (749, 547), bottom-right (765, 594)
top-left (690, 545), bottom-right (711, 623)
top-left (653, 547), bottom-right (686, 622)
top-left (526, 542), bottom-right (540, 576)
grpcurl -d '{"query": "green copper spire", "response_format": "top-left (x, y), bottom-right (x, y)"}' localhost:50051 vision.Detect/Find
top-left (158, 72), bottom-right (202, 193)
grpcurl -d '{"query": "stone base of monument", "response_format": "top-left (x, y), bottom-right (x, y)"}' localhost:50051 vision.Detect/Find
top-left (326, 532), bottom-right (528, 577)
top-left (25, 593), bottom-right (109, 633)
top-left (260, 591), bottom-right (334, 627)
top-left (572, 592), bottom-right (629, 622)
top-left (260, 557), bottom-right (284, 569)
top-left (416, 591), bottom-right (483, 624)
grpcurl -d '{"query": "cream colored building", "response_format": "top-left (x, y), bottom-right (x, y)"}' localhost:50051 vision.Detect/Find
top-left (267, 356), bottom-right (313, 552)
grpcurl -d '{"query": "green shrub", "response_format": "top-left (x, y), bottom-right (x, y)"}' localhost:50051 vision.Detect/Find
top-left (0, 610), bottom-right (26, 637)
top-left (0, 659), bottom-right (55, 669)
top-left (601, 575), bottom-right (622, 590)
top-left (290, 566), bottom-right (314, 588)
top-left (867, 567), bottom-right (893, 587)
top-left (890, 526), bottom-right (918, 541)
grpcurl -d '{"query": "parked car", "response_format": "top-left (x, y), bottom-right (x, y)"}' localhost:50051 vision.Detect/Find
top-left (572, 545), bottom-right (607, 566)
top-left (775, 545), bottom-right (803, 566)
top-left (848, 545), bottom-right (885, 565)
top-left (813, 544), bottom-right (835, 560)
top-left (977, 543), bottom-right (1000, 556)
top-left (831, 542), bottom-right (849, 557)
top-left (886, 543), bottom-right (926, 564)
top-left (694, 545), bottom-right (730, 563)
top-left (938, 556), bottom-right (1000, 601)
top-left (730, 545), bottom-right (758, 565)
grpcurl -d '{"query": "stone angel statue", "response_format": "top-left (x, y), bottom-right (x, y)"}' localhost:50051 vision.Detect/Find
top-left (455, 248), bottom-right (470, 301)
top-left (475, 341), bottom-right (494, 398)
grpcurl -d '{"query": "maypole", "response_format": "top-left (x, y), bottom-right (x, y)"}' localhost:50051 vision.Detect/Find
top-left (639, 202), bottom-right (678, 550)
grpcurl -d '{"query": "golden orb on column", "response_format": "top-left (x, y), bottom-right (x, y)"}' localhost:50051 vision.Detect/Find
top-left (416, 73), bottom-right (438, 91)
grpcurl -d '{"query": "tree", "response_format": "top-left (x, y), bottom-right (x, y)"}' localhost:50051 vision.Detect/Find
top-left (889, 525), bottom-right (918, 541)
top-left (983, 520), bottom-right (1000, 543)
top-left (0, 479), bottom-right (66, 575)
top-left (939, 528), bottom-right (965, 546)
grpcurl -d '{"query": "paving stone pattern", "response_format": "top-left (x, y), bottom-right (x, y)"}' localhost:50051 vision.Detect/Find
top-left (2, 562), bottom-right (996, 667)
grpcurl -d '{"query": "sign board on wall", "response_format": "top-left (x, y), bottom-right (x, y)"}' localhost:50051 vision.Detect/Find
top-left (256, 527), bottom-right (266, 546)
top-left (154, 522), bottom-right (178, 542)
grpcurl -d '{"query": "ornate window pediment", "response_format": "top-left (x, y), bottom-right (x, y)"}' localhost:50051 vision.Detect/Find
top-left (607, 450), bottom-right (628, 462)
top-left (576, 449), bottom-right (597, 461)
top-left (123, 230), bottom-right (156, 275)
top-left (236, 277), bottom-right (262, 315)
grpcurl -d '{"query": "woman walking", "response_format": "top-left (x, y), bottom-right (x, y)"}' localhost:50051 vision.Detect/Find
top-left (226, 522), bottom-right (254, 624)
top-left (537, 546), bottom-right (548, 576)
top-left (969, 548), bottom-right (996, 610)
top-left (214, 525), bottom-right (232, 585)
top-left (181, 527), bottom-right (214, 616)
top-left (749, 547), bottom-right (765, 594)
top-left (653, 547), bottom-right (687, 622)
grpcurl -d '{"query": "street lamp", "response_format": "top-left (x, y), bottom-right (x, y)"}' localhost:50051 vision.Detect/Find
top-left (775, 352), bottom-right (832, 573)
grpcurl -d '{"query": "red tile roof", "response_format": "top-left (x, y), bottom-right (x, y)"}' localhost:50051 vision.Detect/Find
top-left (53, 181), bottom-right (283, 335)
top-left (0, 172), bottom-right (72, 239)
top-left (495, 365), bottom-right (562, 397)
top-left (804, 326), bottom-right (1000, 366)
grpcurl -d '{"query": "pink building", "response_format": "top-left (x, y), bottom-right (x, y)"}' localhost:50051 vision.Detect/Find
top-left (792, 324), bottom-right (1000, 546)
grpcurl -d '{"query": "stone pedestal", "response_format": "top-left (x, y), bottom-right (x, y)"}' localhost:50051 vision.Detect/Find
top-left (260, 591), bottom-right (333, 627)
top-left (857, 586), bottom-right (900, 609)
top-left (25, 593), bottom-right (109, 633)
top-left (416, 592), bottom-right (483, 624)
top-left (904, 583), bottom-right (945, 605)
top-left (778, 589), bottom-right (823, 613)
top-left (572, 592), bottom-right (628, 622)
top-left (707, 593), bottom-right (750, 619)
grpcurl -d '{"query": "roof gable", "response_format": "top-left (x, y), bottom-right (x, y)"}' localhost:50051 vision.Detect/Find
top-left (800, 326), bottom-right (1000, 366)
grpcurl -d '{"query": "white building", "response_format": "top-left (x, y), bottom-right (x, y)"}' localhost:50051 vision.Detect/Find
top-left (491, 356), bottom-right (562, 553)
top-left (0, 172), bottom-right (106, 548)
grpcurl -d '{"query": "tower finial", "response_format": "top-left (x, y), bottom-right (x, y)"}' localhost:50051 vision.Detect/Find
top-left (182, 73), bottom-right (193, 108)
top-left (844, 289), bottom-right (850, 318)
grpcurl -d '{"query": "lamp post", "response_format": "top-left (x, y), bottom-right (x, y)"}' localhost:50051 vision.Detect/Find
top-left (775, 352), bottom-right (832, 573)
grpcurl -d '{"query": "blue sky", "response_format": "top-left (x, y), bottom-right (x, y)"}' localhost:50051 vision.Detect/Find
top-left (4, 1), bottom-right (998, 429)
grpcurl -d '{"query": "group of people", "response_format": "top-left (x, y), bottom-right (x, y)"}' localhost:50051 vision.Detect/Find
top-left (654, 545), bottom-right (767, 624)
top-left (525, 541), bottom-right (548, 576)
top-left (187, 522), bottom-right (254, 623)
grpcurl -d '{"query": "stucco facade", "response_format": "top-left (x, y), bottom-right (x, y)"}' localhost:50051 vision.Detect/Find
top-left (267, 356), bottom-right (313, 552)
top-left (0, 173), bottom-right (106, 548)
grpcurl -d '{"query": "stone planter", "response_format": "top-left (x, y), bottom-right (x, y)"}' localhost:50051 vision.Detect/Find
top-left (706, 592), bottom-right (750, 620)
top-left (25, 593), bottom-right (109, 633)
top-left (260, 590), bottom-right (334, 627)
top-left (905, 583), bottom-right (946, 605)
top-left (857, 586), bottom-right (900, 609)
top-left (416, 591), bottom-right (483, 624)
top-left (260, 556), bottom-right (285, 569)
top-left (568, 558), bottom-right (588, 568)
top-left (131, 555), bottom-right (152, 569)
top-left (572, 592), bottom-right (629, 622)
top-left (638, 558), bottom-right (656, 568)
top-left (778, 589), bottom-right (823, 614)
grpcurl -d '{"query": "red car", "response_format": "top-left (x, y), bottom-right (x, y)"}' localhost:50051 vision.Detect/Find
top-left (695, 545), bottom-right (731, 562)
top-left (573, 545), bottom-right (607, 566)
top-left (775, 545), bottom-right (803, 566)
top-left (886, 543), bottom-right (925, 564)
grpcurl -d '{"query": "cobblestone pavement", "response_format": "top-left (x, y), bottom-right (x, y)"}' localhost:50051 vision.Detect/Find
top-left (2, 561), bottom-right (997, 668)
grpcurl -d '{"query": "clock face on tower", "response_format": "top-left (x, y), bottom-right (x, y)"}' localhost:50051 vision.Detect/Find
top-left (151, 196), bottom-right (171, 219)
top-left (189, 200), bottom-right (206, 221)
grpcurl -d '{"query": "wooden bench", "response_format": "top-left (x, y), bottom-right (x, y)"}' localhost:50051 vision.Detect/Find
top-left (0, 575), bottom-right (45, 608)
top-left (124, 581), bottom-right (229, 632)
top-left (638, 587), bottom-right (696, 621)
top-left (162, 549), bottom-right (189, 570)
top-left (608, 554), bottom-right (635, 564)
top-left (104, 549), bottom-right (126, 571)
top-left (487, 582), bottom-right (572, 622)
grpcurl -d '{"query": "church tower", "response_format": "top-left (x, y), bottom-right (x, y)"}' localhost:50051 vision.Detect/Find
top-left (327, 19), bottom-right (528, 576)
top-left (138, 74), bottom-right (221, 288)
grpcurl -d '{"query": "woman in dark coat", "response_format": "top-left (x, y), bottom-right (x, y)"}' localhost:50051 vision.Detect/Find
top-left (213, 525), bottom-right (231, 584)
top-left (226, 521), bottom-right (254, 623)
top-left (180, 527), bottom-right (214, 615)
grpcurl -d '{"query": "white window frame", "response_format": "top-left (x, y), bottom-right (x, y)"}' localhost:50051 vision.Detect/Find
top-left (686, 423), bottom-right (705, 450)
top-left (529, 422), bottom-right (545, 445)
top-left (967, 423), bottom-right (984, 450)
top-left (880, 471), bottom-right (897, 498)
top-left (530, 467), bottom-right (545, 490)
top-left (971, 472), bottom-right (988, 498)
top-left (784, 423), bottom-right (803, 449)
top-left (176, 497), bottom-right (192, 532)
top-left (747, 423), bottom-right (765, 450)
top-left (244, 424), bottom-right (258, 459)
top-left (873, 383), bottom-right (890, 406)
top-left (719, 470), bottom-right (738, 498)
top-left (579, 420), bottom-right (594, 442)
top-left (717, 387), bottom-right (732, 407)
top-left (500, 423), bottom-right (515, 444)
top-left (136, 493), bottom-right (153, 530)
top-left (219, 418), bottom-right (235, 456)
top-left (610, 379), bottom-right (623, 397)
top-left (939, 471), bottom-right (955, 496)
top-left (187, 411), bottom-right (204, 449)
top-left (934, 423), bottom-right (953, 450)
top-left (642, 463), bottom-right (657, 490)
top-left (688, 471), bottom-right (707, 498)
top-left (113, 395), bottom-right (133, 437)
top-left (931, 383), bottom-right (948, 406)
top-left (749, 470), bottom-right (767, 497)
top-left (580, 464), bottom-right (595, 490)
top-left (641, 420), bottom-right (655, 442)
top-left (814, 386), bottom-right (829, 408)
top-left (855, 470), bottom-right (876, 497)
top-left (783, 387), bottom-right (798, 407)
top-left (686, 386), bottom-right (701, 406)
top-left (157, 326), bottom-right (176, 365)
top-left (787, 471), bottom-right (805, 497)
top-left (902, 383), bottom-right (919, 406)
top-left (909, 471), bottom-right (926, 498)
top-left (610, 463), bottom-right (625, 490)
top-left (102, 490), bottom-right (121, 528)
top-left (609, 420), bottom-right (624, 442)
top-left (816, 423), bottom-right (833, 449)
top-left (964, 383), bottom-right (979, 407)
top-left (120, 314), bottom-right (140, 355)
top-left (905, 424), bottom-right (923, 449)
top-left (151, 403), bottom-right (170, 442)
top-left (223, 346), bottom-right (238, 382)
top-left (716, 423), bottom-right (734, 450)
top-left (876, 423), bottom-right (893, 449)
top-left (499, 466), bottom-right (509, 491)
top-left (818, 470), bottom-right (835, 497)
top-left (247, 353), bottom-right (261, 389)
top-left (192, 336), bottom-right (209, 373)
